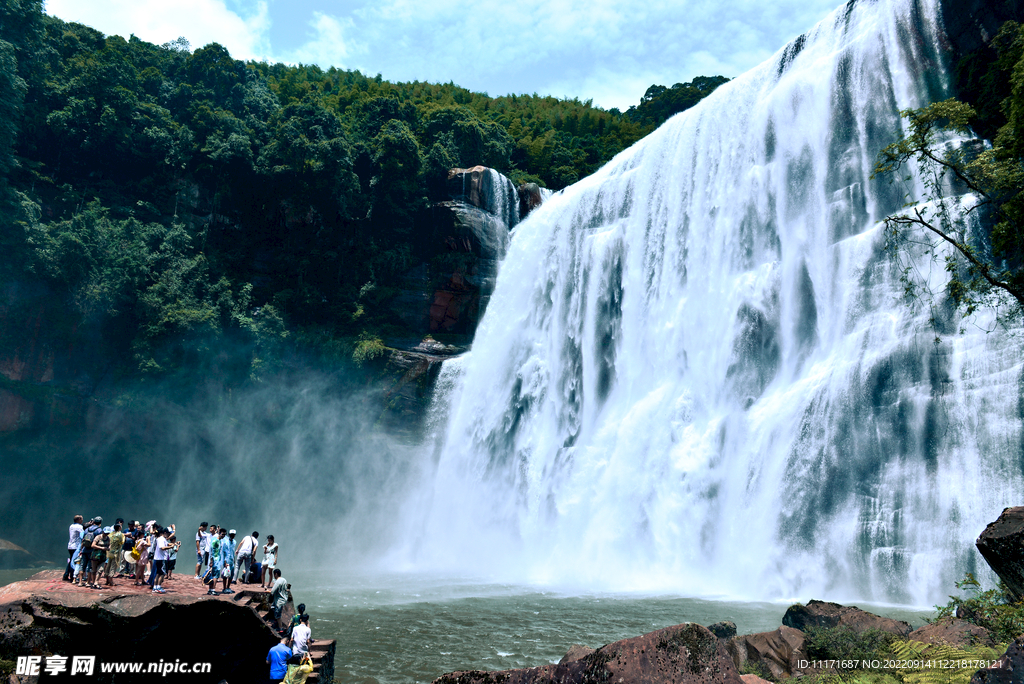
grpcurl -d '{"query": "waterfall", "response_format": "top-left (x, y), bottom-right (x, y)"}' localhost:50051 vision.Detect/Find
top-left (400, 0), bottom-right (1024, 604)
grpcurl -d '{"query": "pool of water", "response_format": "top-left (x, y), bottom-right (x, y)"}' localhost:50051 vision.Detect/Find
top-left (284, 570), bottom-right (935, 684)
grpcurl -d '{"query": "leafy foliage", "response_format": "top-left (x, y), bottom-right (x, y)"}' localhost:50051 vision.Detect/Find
top-left (934, 573), bottom-right (1024, 644)
top-left (804, 626), bottom-right (901, 663)
top-left (873, 21), bottom-right (1024, 324)
top-left (0, 5), bottom-right (727, 387)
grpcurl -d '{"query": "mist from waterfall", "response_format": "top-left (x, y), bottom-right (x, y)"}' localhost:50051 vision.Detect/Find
top-left (392, 0), bottom-right (1024, 605)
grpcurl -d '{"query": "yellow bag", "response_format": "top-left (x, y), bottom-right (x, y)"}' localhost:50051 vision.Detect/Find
top-left (283, 653), bottom-right (313, 684)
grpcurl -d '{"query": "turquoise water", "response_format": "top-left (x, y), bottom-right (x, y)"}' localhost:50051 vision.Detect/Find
top-left (286, 571), bottom-right (935, 684)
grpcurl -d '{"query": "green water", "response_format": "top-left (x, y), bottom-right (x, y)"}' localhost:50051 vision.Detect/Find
top-left (0, 567), bottom-right (936, 684)
top-left (284, 571), bottom-right (935, 684)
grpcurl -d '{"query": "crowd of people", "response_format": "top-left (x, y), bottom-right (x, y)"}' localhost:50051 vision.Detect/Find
top-left (63, 516), bottom-right (283, 598)
top-left (64, 514), bottom-right (314, 681)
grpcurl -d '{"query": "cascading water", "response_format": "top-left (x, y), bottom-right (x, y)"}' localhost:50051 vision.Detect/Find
top-left (398, 0), bottom-right (1024, 605)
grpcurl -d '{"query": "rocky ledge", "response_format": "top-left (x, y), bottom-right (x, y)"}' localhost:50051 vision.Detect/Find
top-left (433, 599), bottom-right (1008, 684)
top-left (0, 570), bottom-right (334, 683)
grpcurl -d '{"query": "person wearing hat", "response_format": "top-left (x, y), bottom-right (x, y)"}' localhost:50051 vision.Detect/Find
top-left (88, 526), bottom-right (110, 589)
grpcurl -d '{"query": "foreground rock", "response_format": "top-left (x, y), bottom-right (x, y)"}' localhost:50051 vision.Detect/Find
top-left (910, 617), bottom-right (996, 648)
top-left (970, 636), bottom-right (1024, 684)
top-left (726, 626), bottom-right (808, 679)
top-left (434, 623), bottom-right (742, 684)
top-left (977, 507), bottom-right (1024, 602)
top-left (782, 599), bottom-right (912, 636)
top-left (0, 570), bottom-right (334, 683)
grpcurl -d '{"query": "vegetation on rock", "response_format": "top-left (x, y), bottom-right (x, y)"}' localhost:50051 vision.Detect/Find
top-left (873, 21), bottom-right (1024, 326)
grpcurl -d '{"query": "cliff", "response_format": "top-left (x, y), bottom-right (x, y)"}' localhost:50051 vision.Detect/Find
top-left (0, 570), bottom-right (334, 683)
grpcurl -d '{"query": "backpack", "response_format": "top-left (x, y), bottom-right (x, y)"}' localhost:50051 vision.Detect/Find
top-left (81, 530), bottom-right (94, 548)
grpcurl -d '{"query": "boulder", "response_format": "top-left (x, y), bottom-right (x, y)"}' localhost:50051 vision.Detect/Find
top-left (708, 621), bottom-right (738, 640)
top-left (970, 636), bottom-right (1024, 684)
top-left (739, 675), bottom-right (772, 684)
top-left (782, 599), bottom-right (912, 637)
top-left (976, 507), bottom-right (1024, 602)
top-left (517, 183), bottom-right (544, 219)
top-left (726, 626), bottom-right (808, 679)
top-left (910, 617), bottom-right (996, 648)
top-left (434, 622), bottom-right (742, 684)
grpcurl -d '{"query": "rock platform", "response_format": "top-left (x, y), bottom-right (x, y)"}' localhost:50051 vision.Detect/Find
top-left (0, 570), bottom-right (334, 683)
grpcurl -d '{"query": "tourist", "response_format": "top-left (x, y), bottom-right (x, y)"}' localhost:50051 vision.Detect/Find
top-left (221, 529), bottom-right (237, 591)
top-left (195, 522), bottom-right (209, 579)
top-left (166, 533), bottom-right (179, 579)
top-left (206, 528), bottom-right (226, 595)
top-left (234, 531), bottom-right (258, 584)
top-left (260, 535), bottom-right (279, 589)
top-left (64, 515), bottom-right (83, 582)
top-left (268, 569), bottom-right (289, 628)
top-left (287, 603), bottom-right (307, 638)
top-left (291, 613), bottom-right (312, 656)
top-left (217, 528), bottom-right (234, 594)
top-left (89, 527), bottom-right (110, 589)
top-left (105, 523), bottom-right (125, 586)
top-left (133, 528), bottom-right (151, 586)
top-left (150, 526), bottom-right (170, 593)
top-left (76, 517), bottom-right (99, 587)
top-left (266, 634), bottom-right (291, 684)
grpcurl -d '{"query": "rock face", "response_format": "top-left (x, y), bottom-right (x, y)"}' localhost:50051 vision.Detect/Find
top-left (910, 617), bottom-right (996, 648)
top-left (939, 0), bottom-right (1024, 63)
top-left (0, 570), bottom-right (333, 684)
top-left (726, 626), bottom-right (808, 680)
top-left (782, 599), bottom-right (912, 637)
top-left (977, 507), bottom-right (1024, 602)
top-left (434, 623), bottom-right (742, 684)
top-left (517, 183), bottom-right (544, 219)
top-left (970, 636), bottom-right (1024, 684)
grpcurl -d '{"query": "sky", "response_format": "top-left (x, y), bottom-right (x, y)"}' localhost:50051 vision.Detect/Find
top-left (42, 0), bottom-right (843, 111)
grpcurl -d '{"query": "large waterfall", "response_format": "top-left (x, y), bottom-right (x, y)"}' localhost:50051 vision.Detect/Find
top-left (396, 0), bottom-right (1024, 605)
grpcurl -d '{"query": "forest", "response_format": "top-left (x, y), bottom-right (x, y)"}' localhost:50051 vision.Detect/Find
top-left (0, 0), bottom-right (727, 396)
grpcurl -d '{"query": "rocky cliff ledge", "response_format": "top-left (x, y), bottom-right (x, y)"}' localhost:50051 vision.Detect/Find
top-left (0, 570), bottom-right (334, 683)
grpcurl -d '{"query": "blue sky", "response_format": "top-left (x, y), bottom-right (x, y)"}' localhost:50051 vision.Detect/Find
top-left (43, 0), bottom-right (841, 110)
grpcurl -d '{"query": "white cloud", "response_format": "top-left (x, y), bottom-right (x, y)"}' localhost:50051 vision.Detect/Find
top-left (44, 0), bottom-right (271, 59)
top-left (280, 12), bottom-right (356, 68)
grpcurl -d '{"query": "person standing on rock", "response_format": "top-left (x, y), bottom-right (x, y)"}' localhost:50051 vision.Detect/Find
top-left (291, 613), bottom-right (312, 656)
top-left (195, 522), bottom-right (209, 579)
top-left (267, 634), bottom-right (292, 684)
top-left (221, 529), bottom-right (237, 591)
top-left (218, 528), bottom-right (234, 594)
top-left (89, 527), bottom-right (110, 589)
top-left (234, 531), bottom-right (258, 584)
top-left (269, 568), bottom-right (289, 628)
top-left (149, 526), bottom-right (170, 593)
top-left (205, 527), bottom-right (226, 595)
top-left (260, 535), bottom-right (278, 589)
top-left (64, 515), bottom-right (83, 582)
top-left (105, 523), bottom-right (125, 586)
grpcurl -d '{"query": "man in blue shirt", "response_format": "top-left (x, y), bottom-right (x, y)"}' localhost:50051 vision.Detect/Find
top-left (266, 635), bottom-right (291, 683)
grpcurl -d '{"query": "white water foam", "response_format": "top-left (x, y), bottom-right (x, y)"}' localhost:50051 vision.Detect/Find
top-left (397, 0), bottom-right (1024, 605)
